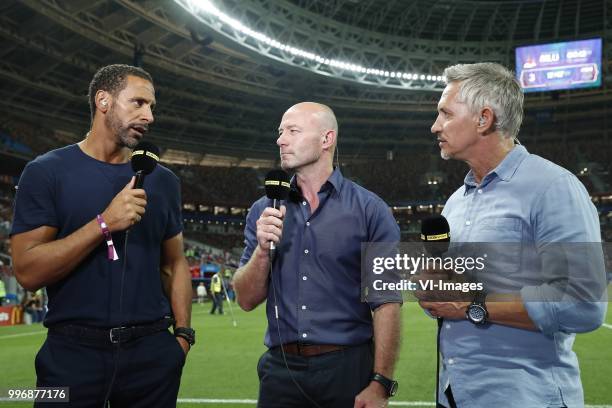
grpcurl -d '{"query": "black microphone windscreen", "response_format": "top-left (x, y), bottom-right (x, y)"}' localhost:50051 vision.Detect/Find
top-left (264, 169), bottom-right (290, 201)
top-left (421, 215), bottom-right (451, 257)
top-left (421, 215), bottom-right (450, 256)
top-left (421, 215), bottom-right (450, 242)
top-left (131, 141), bottom-right (160, 175)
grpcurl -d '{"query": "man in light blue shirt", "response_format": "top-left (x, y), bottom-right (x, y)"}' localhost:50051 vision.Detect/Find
top-left (420, 62), bottom-right (607, 408)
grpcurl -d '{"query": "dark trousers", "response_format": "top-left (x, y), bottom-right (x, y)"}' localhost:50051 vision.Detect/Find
top-left (257, 343), bottom-right (373, 408)
top-left (34, 330), bottom-right (185, 407)
top-left (210, 293), bottom-right (223, 314)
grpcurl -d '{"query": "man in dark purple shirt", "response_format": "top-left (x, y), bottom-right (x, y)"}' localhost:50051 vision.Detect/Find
top-left (234, 102), bottom-right (402, 408)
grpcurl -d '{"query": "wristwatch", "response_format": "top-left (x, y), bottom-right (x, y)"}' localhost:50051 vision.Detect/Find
top-left (466, 291), bottom-right (488, 325)
top-left (174, 327), bottom-right (196, 346)
top-left (370, 372), bottom-right (398, 398)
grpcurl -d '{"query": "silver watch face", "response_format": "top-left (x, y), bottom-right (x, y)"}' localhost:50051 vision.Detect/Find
top-left (390, 381), bottom-right (398, 396)
top-left (468, 305), bottom-right (486, 323)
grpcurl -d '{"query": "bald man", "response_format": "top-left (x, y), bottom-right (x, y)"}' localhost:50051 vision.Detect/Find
top-left (234, 102), bottom-right (402, 408)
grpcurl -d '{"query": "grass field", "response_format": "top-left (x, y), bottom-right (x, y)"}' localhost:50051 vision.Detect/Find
top-left (1, 302), bottom-right (611, 407)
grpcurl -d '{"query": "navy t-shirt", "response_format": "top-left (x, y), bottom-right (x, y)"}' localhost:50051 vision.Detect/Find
top-left (11, 144), bottom-right (183, 328)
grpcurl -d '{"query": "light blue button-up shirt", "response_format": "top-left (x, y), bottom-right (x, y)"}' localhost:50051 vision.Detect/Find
top-left (439, 145), bottom-right (607, 408)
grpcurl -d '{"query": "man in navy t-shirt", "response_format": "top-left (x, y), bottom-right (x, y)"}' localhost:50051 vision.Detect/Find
top-left (10, 64), bottom-right (194, 407)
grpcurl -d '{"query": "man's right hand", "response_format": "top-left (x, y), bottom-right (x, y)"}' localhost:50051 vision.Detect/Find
top-left (101, 176), bottom-right (147, 232)
top-left (256, 205), bottom-right (286, 252)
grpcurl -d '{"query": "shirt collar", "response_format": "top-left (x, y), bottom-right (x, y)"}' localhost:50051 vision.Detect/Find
top-left (289, 167), bottom-right (344, 200)
top-left (464, 145), bottom-right (528, 189)
top-left (326, 167), bottom-right (344, 193)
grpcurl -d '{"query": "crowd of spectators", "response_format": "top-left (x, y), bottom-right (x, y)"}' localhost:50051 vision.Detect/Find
top-left (184, 230), bottom-right (244, 255)
top-left (169, 163), bottom-right (261, 207)
top-left (0, 179), bottom-right (14, 260)
top-left (0, 117), bottom-right (611, 246)
top-left (163, 140), bottom-right (603, 206)
top-left (343, 140), bottom-right (609, 204)
top-left (3, 116), bottom-right (610, 205)
top-left (183, 241), bottom-right (238, 302)
top-left (0, 119), bottom-right (58, 157)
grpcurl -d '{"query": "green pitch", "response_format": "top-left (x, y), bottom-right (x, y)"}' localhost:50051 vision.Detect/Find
top-left (1, 302), bottom-right (610, 407)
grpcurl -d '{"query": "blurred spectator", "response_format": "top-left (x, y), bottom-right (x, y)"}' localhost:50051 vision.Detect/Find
top-left (21, 290), bottom-right (44, 324)
top-left (223, 267), bottom-right (235, 302)
top-left (196, 282), bottom-right (207, 304)
top-left (188, 258), bottom-right (200, 279)
top-left (209, 272), bottom-right (223, 315)
top-left (0, 276), bottom-right (5, 305)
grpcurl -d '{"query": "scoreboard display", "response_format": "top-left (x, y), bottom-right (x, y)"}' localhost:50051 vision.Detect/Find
top-left (515, 38), bottom-right (602, 93)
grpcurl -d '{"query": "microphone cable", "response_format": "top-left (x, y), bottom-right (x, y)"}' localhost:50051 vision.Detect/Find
top-left (268, 251), bottom-right (324, 408)
top-left (436, 317), bottom-right (442, 408)
top-left (102, 229), bottom-right (130, 408)
top-left (334, 143), bottom-right (341, 171)
top-left (102, 143), bottom-right (158, 407)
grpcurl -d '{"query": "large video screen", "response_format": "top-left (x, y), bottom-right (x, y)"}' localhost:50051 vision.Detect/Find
top-left (515, 38), bottom-right (602, 93)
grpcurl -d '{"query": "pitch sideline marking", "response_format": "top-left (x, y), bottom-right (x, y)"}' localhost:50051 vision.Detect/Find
top-left (0, 397), bottom-right (609, 406)
top-left (0, 398), bottom-right (610, 407)
top-left (0, 331), bottom-right (45, 340)
top-left (174, 400), bottom-right (612, 407)
top-left (176, 400), bottom-right (435, 406)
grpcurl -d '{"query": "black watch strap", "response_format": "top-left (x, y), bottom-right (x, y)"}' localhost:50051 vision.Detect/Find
top-left (473, 291), bottom-right (487, 305)
top-left (370, 372), bottom-right (398, 397)
top-left (174, 327), bottom-right (195, 346)
top-left (466, 291), bottom-right (489, 324)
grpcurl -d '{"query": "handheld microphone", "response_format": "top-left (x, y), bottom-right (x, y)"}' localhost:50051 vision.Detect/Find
top-left (131, 141), bottom-right (160, 188)
top-left (420, 215), bottom-right (450, 408)
top-left (420, 215), bottom-right (451, 257)
top-left (264, 169), bottom-right (290, 255)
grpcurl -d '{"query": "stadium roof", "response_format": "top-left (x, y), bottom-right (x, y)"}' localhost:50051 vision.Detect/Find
top-left (0, 0), bottom-right (610, 162)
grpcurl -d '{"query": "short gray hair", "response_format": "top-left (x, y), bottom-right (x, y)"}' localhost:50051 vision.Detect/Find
top-left (443, 62), bottom-right (524, 138)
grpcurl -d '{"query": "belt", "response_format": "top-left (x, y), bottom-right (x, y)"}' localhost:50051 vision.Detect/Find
top-left (48, 318), bottom-right (173, 345)
top-left (279, 343), bottom-right (346, 357)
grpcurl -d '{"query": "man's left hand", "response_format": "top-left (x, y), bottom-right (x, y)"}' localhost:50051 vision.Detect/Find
top-left (176, 336), bottom-right (190, 355)
top-left (354, 381), bottom-right (388, 408)
top-left (419, 300), bottom-right (470, 320)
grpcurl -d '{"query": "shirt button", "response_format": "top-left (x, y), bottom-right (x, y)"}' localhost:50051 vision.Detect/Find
top-left (465, 220), bottom-right (471, 226)
top-left (478, 189), bottom-right (483, 194)
top-left (448, 358), bottom-right (455, 365)
top-left (306, 221), bottom-right (310, 226)
top-left (304, 249), bottom-right (309, 254)
top-left (302, 276), bottom-right (307, 281)
top-left (302, 201), bottom-right (307, 206)
top-left (302, 305), bottom-right (307, 310)
top-left (302, 333), bottom-right (308, 338)
top-left (445, 324), bottom-right (451, 329)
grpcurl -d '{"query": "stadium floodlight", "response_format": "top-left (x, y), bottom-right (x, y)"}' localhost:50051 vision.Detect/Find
top-left (175, 0), bottom-right (444, 90)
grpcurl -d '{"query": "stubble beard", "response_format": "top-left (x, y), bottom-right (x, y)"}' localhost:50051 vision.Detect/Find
top-left (105, 107), bottom-right (139, 149)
